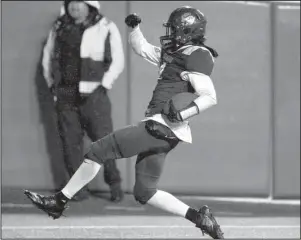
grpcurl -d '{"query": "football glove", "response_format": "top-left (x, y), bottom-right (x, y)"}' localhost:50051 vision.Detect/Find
top-left (164, 99), bottom-right (183, 123)
top-left (162, 92), bottom-right (199, 123)
top-left (125, 13), bottom-right (142, 28)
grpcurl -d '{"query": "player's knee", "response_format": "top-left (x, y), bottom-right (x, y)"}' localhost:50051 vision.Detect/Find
top-left (84, 133), bottom-right (122, 164)
top-left (84, 148), bottom-right (99, 163)
top-left (133, 183), bottom-right (157, 205)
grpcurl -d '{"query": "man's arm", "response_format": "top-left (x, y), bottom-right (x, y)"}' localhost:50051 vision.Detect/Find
top-left (101, 22), bottom-right (125, 90)
top-left (42, 29), bottom-right (56, 88)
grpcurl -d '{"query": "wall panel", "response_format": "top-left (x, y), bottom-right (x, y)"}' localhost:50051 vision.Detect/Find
top-left (273, 3), bottom-right (300, 199)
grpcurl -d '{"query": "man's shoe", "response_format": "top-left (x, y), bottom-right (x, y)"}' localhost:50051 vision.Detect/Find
top-left (195, 205), bottom-right (224, 239)
top-left (110, 184), bottom-right (124, 203)
top-left (24, 190), bottom-right (67, 220)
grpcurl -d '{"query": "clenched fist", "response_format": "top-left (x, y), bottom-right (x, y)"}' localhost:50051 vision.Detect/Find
top-left (125, 13), bottom-right (141, 28)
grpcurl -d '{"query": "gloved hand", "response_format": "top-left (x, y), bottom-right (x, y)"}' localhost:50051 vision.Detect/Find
top-left (125, 13), bottom-right (141, 28)
top-left (163, 99), bottom-right (183, 123)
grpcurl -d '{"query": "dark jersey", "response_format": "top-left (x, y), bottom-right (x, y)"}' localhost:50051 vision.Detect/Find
top-left (145, 45), bottom-right (214, 116)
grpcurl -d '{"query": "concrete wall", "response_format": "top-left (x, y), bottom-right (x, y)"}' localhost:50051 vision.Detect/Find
top-left (272, 2), bottom-right (300, 198)
top-left (1, 1), bottom-right (300, 199)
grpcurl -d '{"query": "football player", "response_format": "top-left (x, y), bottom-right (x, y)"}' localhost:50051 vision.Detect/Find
top-left (24, 6), bottom-right (223, 239)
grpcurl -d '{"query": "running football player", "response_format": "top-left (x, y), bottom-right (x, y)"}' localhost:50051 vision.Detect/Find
top-left (24, 6), bottom-right (224, 239)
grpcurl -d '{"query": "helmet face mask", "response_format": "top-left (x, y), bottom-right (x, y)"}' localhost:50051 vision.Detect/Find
top-left (160, 6), bottom-right (207, 52)
top-left (160, 23), bottom-right (177, 52)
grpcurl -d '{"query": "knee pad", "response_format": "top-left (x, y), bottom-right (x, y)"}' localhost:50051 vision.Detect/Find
top-left (84, 133), bottom-right (122, 164)
top-left (133, 171), bottom-right (159, 204)
top-left (84, 149), bottom-right (99, 163)
top-left (133, 184), bottom-right (157, 205)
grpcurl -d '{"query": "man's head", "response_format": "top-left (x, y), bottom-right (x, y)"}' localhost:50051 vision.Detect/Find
top-left (62, 1), bottom-right (101, 23)
top-left (160, 6), bottom-right (207, 52)
top-left (67, 1), bottom-right (89, 22)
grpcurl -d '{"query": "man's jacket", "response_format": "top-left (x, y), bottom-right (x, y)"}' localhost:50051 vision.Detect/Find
top-left (42, 1), bottom-right (124, 96)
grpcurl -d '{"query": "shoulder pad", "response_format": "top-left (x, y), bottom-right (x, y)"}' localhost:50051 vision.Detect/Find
top-left (185, 46), bottom-right (214, 75)
top-left (183, 46), bottom-right (214, 60)
top-left (182, 46), bottom-right (202, 56)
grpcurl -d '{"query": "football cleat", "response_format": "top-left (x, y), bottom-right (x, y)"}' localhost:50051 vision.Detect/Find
top-left (24, 190), bottom-right (68, 220)
top-left (195, 205), bottom-right (224, 239)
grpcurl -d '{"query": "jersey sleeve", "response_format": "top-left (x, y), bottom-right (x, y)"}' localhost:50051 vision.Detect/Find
top-left (185, 47), bottom-right (214, 76)
top-left (129, 26), bottom-right (161, 67)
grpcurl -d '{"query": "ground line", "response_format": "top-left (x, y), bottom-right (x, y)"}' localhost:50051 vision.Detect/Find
top-left (2, 225), bottom-right (300, 230)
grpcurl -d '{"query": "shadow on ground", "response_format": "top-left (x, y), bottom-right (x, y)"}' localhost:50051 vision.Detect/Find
top-left (2, 188), bottom-right (300, 218)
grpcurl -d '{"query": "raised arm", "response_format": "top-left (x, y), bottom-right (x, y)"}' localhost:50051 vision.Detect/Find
top-left (125, 14), bottom-right (161, 66)
top-left (129, 26), bottom-right (161, 66)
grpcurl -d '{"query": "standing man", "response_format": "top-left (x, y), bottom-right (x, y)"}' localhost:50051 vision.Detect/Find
top-left (42, 0), bottom-right (124, 201)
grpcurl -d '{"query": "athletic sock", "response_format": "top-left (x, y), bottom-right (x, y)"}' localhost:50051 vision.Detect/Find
top-left (147, 190), bottom-right (190, 217)
top-left (55, 191), bottom-right (70, 205)
top-left (60, 159), bottom-right (101, 199)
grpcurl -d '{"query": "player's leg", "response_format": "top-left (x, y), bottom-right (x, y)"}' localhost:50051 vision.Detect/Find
top-left (133, 147), bottom-right (196, 221)
top-left (60, 121), bottom-right (174, 199)
top-left (24, 121), bottom-right (175, 216)
top-left (134, 146), bottom-right (224, 239)
top-left (148, 189), bottom-right (224, 238)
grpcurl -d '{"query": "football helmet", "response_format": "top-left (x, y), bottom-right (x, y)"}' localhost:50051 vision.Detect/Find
top-left (160, 6), bottom-right (207, 51)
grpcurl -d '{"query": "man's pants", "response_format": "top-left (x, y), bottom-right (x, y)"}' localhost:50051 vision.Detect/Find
top-left (56, 86), bottom-right (121, 188)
